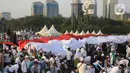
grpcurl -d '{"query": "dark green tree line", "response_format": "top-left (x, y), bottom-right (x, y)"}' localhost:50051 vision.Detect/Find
top-left (0, 14), bottom-right (130, 34)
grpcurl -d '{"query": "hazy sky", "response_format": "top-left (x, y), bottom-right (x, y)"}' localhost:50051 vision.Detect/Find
top-left (0, 0), bottom-right (129, 18)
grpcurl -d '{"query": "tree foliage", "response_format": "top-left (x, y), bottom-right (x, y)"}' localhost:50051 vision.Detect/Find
top-left (0, 15), bottom-right (130, 34)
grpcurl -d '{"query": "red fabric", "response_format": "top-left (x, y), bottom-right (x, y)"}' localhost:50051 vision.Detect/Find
top-left (40, 37), bottom-right (56, 43)
top-left (96, 34), bottom-right (109, 36)
top-left (57, 34), bottom-right (79, 40)
top-left (0, 42), bottom-right (16, 46)
top-left (18, 39), bottom-right (42, 50)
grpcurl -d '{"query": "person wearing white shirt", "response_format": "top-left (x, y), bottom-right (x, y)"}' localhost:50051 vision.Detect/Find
top-left (21, 56), bottom-right (29, 73)
top-left (15, 56), bottom-right (21, 65)
top-left (31, 61), bottom-right (41, 73)
top-left (77, 57), bottom-right (87, 73)
top-left (50, 55), bottom-right (56, 73)
top-left (8, 64), bottom-right (19, 73)
top-left (11, 47), bottom-right (17, 59)
top-left (110, 64), bottom-right (124, 73)
top-left (84, 56), bottom-right (91, 65)
top-left (81, 47), bottom-right (87, 57)
top-left (66, 48), bottom-right (73, 73)
top-left (66, 48), bottom-right (73, 61)
top-left (106, 66), bottom-right (112, 73)
top-left (119, 58), bottom-right (129, 67)
top-left (126, 45), bottom-right (130, 59)
top-left (87, 65), bottom-right (95, 73)
top-left (74, 48), bottom-right (82, 68)
top-left (4, 65), bottom-right (10, 73)
top-left (74, 49), bottom-right (82, 60)
top-left (55, 54), bottom-right (61, 72)
top-left (4, 49), bottom-right (12, 67)
top-left (46, 71), bottom-right (51, 73)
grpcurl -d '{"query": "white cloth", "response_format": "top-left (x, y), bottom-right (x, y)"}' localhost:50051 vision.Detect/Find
top-left (12, 49), bottom-right (17, 57)
top-left (126, 47), bottom-right (130, 58)
top-left (55, 57), bottom-right (61, 70)
top-left (74, 51), bottom-right (82, 60)
top-left (110, 67), bottom-right (121, 73)
top-left (15, 57), bottom-right (21, 64)
top-left (71, 71), bottom-right (75, 73)
top-left (81, 48), bottom-right (87, 57)
top-left (66, 51), bottom-right (72, 60)
top-left (9, 64), bottom-right (19, 73)
top-left (21, 60), bottom-right (28, 72)
top-left (119, 59), bottom-right (129, 66)
top-left (77, 63), bottom-right (87, 73)
top-left (50, 57), bottom-right (55, 67)
top-left (46, 71), bottom-right (51, 73)
top-left (4, 66), bottom-right (10, 73)
top-left (107, 67), bottom-right (112, 73)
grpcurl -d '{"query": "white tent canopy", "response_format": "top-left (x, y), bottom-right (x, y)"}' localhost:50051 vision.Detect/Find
top-left (97, 30), bottom-right (103, 35)
top-left (45, 25), bottom-right (62, 37)
top-left (91, 30), bottom-right (96, 35)
top-left (64, 30), bottom-right (69, 34)
top-left (74, 30), bottom-right (79, 35)
top-left (80, 30), bottom-right (85, 35)
top-left (70, 30), bottom-right (74, 34)
top-left (86, 30), bottom-right (90, 34)
top-left (36, 25), bottom-right (48, 36)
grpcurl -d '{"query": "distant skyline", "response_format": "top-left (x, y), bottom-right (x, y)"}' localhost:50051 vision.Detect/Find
top-left (0, 0), bottom-right (130, 18)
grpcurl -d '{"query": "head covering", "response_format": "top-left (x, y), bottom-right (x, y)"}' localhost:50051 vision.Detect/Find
top-left (80, 57), bottom-right (84, 62)
top-left (111, 49), bottom-right (115, 51)
top-left (25, 55), bottom-right (29, 59)
top-left (11, 46), bottom-right (15, 49)
top-left (34, 59), bottom-right (38, 62)
top-left (101, 53), bottom-right (104, 56)
top-left (5, 47), bottom-right (9, 50)
top-left (15, 59), bottom-right (21, 64)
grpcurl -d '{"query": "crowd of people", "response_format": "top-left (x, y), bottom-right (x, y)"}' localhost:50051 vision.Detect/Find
top-left (0, 42), bottom-right (130, 73)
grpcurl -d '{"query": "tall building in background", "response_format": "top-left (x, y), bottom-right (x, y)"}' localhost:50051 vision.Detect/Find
top-left (84, 0), bottom-right (97, 16)
top-left (116, 12), bottom-right (130, 20)
top-left (0, 12), bottom-right (11, 20)
top-left (31, 1), bottom-right (44, 16)
top-left (71, 0), bottom-right (83, 18)
top-left (44, 0), bottom-right (59, 18)
top-left (103, 0), bottom-right (118, 20)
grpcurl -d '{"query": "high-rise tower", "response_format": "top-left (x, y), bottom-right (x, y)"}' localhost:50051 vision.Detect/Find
top-left (31, 1), bottom-right (44, 16)
top-left (44, 0), bottom-right (59, 18)
top-left (103, 0), bottom-right (118, 20)
top-left (84, 0), bottom-right (97, 16)
top-left (71, 0), bottom-right (83, 18)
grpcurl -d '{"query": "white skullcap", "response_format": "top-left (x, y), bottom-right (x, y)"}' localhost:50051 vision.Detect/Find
top-left (11, 46), bottom-right (15, 49)
top-left (64, 60), bottom-right (67, 62)
top-left (34, 59), bottom-right (38, 62)
top-left (80, 57), bottom-right (84, 61)
top-left (25, 55), bottom-right (29, 58)
top-left (6, 47), bottom-right (9, 50)
top-left (111, 49), bottom-right (115, 51)
top-left (32, 56), bottom-right (35, 59)
top-left (101, 53), bottom-right (105, 56)
top-left (46, 59), bottom-right (49, 62)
